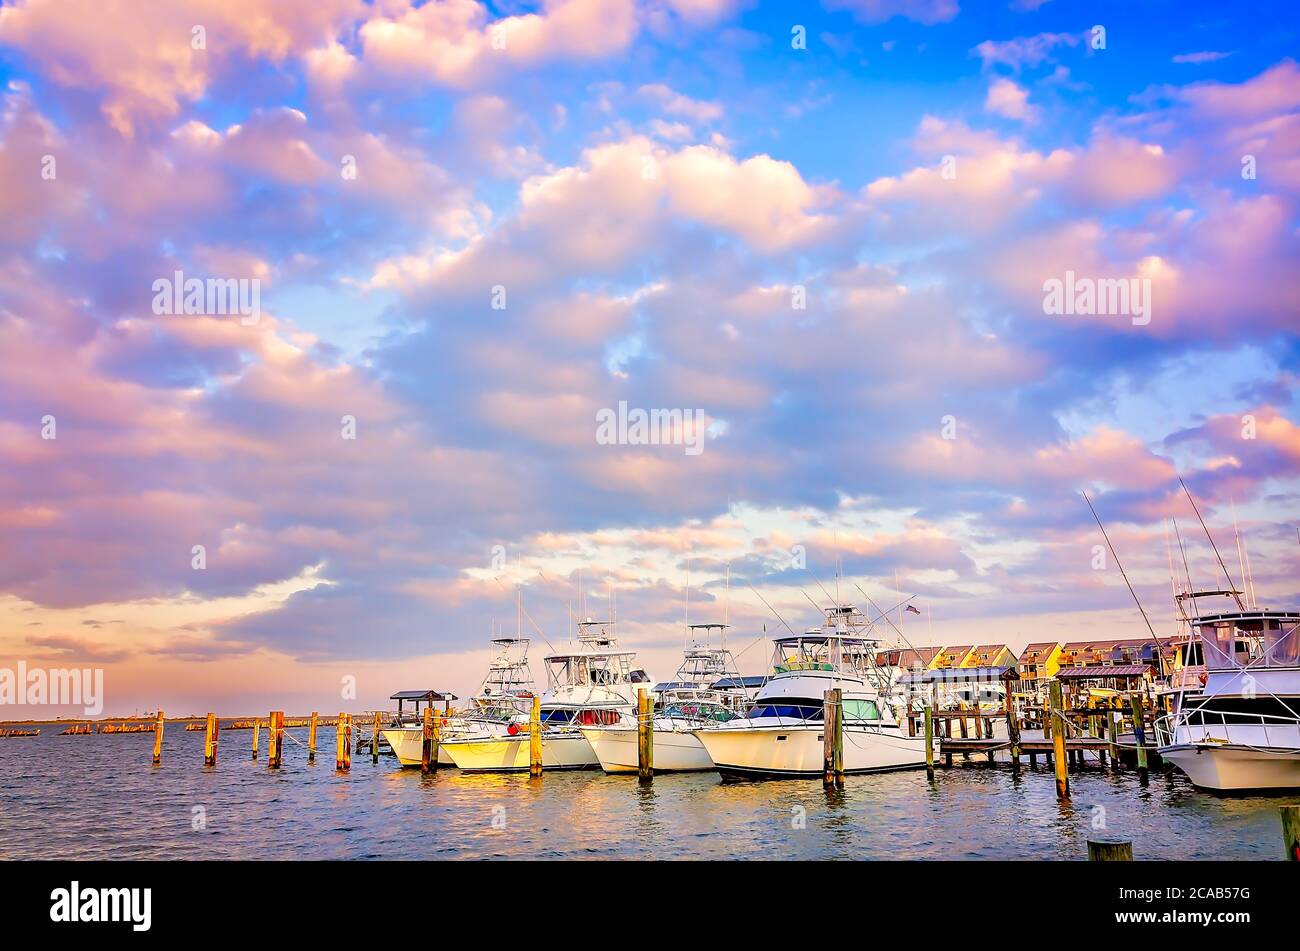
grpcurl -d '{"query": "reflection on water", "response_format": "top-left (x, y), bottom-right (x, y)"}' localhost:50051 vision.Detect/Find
top-left (0, 725), bottom-right (1295, 860)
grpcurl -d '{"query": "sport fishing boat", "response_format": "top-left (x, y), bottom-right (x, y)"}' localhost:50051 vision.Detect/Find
top-left (580, 623), bottom-right (753, 773)
top-left (1155, 592), bottom-right (1300, 791)
top-left (694, 605), bottom-right (928, 779)
top-left (383, 636), bottom-right (536, 767)
top-left (440, 616), bottom-right (654, 771)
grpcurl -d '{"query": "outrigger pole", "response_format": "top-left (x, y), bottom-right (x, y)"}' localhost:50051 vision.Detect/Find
top-left (1178, 477), bottom-right (1246, 611)
top-left (1081, 490), bottom-right (1164, 657)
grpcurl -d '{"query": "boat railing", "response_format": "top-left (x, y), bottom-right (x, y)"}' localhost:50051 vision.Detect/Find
top-left (1155, 707), bottom-right (1300, 747)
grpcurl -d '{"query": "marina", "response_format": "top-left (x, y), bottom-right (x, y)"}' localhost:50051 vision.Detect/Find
top-left (0, 722), bottom-right (1296, 861)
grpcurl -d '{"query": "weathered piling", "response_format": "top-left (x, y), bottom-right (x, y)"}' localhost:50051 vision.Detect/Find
top-left (308, 711), bottom-right (319, 763)
top-left (1282, 806), bottom-right (1300, 861)
top-left (923, 705), bottom-right (935, 778)
top-left (252, 718), bottom-right (260, 760)
top-left (1107, 709), bottom-right (1120, 769)
top-left (268, 711), bottom-right (283, 768)
top-left (822, 688), bottom-right (843, 788)
top-left (1129, 693), bottom-right (1149, 781)
top-left (420, 706), bottom-right (434, 774)
top-left (371, 711), bottom-right (382, 765)
top-left (151, 710), bottom-right (164, 766)
top-left (1088, 839), bottom-right (1134, 861)
top-left (1049, 681), bottom-right (1069, 800)
top-left (203, 713), bottom-right (219, 767)
top-left (529, 695), bottom-right (543, 778)
top-left (1003, 689), bottom-right (1021, 772)
top-left (637, 688), bottom-right (653, 782)
top-left (336, 713), bottom-right (351, 771)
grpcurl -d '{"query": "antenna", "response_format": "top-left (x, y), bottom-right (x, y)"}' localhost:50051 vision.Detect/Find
top-left (1231, 497), bottom-right (1252, 609)
top-left (1179, 477), bottom-right (1245, 610)
top-left (724, 562), bottom-right (731, 627)
top-left (1081, 490), bottom-right (1164, 651)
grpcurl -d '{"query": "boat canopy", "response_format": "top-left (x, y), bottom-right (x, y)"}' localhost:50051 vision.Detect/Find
top-left (1193, 611), bottom-right (1300, 670)
top-left (390, 690), bottom-right (456, 701)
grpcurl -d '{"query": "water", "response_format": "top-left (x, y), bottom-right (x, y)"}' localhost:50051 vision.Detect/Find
top-left (1, 725), bottom-right (1295, 860)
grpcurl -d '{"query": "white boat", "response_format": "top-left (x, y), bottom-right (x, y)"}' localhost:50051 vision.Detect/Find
top-left (694, 606), bottom-right (928, 779)
top-left (1156, 594), bottom-right (1300, 791)
top-left (441, 616), bottom-right (654, 772)
top-left (581, 623), bottom-right (754, 774)
top-left (384, 636), bottom-right (536, 767)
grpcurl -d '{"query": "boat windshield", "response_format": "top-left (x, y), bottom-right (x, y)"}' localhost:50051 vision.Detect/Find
top-left (662, 701), bottom-right (736, 722)
top-left (1199, 618), bottom-right (1300, 668)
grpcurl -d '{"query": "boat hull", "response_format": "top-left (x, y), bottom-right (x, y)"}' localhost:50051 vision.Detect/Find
top-left (579, 726), bottom-right (714, 773)
top-left (381, 727), bottom-right (455, 767)
top-left (440, 731), bottom-right (597, 772)
top-left (695, 723), bottom-right (927, 779)
top-left (1159, 743), bottom-right (1300, 791)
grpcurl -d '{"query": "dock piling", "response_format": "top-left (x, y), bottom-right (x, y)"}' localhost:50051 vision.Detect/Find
top-left (529, 695), bottom-right (543, 778)
top-left (268, 711), bottom-right (283, 768)
top-left (1003, 690), bottom-right (1021, 772)
top-left (1282, 806), bottom-right (1300, 861)
top-left (308, 711), bottom-right (318, 764)
top-left (1049, 681), bottom-right (1069, 800)
top-left (923, 705), bottom-right (934, 779)
top-left (336, 713), bottom-right (351, 771)
top-left (371, 711), bottom-right (381, 765)
top-left (151, 710), bottom-right (164, 766)
top-left (1128, 693), bottom-right (1149, 782)
top-left (1088, 839), bottom-right (1134, 861)
top-left (203, 713), bottom-right (219, 767)
top-left (421, 706), bottom-right (434, 774)
top-left (822, 688), bottom-right (843, 788)
top-left (252, 718), bottom-right (260, 761)
top-left (637, 688), bottom-right (653, 782)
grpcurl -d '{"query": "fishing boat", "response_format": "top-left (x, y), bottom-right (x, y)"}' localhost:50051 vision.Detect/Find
top-left (1155, 592), bottom-right (1300, 791)
top-left (694, 605), bottom-right (927, 779)
top-left (440, 616), bottom-right (653, 772)
top-left (383, 636), bottom-right (534, 767)
top-left (580, 623), bottom-right (754, 774)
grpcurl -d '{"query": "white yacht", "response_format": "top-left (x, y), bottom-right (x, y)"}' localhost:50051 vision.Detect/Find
top-left (580, 623), bottom-right (754, 773)
top-left (694, 606), bottom-right (928, 779)
top-left (1156, 594), bottom-right (1300, 791)
top-left (383, 636), bottom-right (536, 767)
top-left (440, 617), bottom-right (653, 772)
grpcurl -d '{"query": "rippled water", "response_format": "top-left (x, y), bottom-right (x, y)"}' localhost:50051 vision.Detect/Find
top-left (1, 725), bottom-right (1295, 860)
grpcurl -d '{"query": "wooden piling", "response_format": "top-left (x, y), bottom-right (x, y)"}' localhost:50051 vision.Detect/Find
top-left (1282, 806), bottom-right (1300, 861)
top-left (637, 688), bottom-right (654, 782)
top-left (203, 713), bottom-right (219, 767)
top-left (431, 709), bottom-right (441, 770)
top-left (151, 710), bottom-right (164, 766)
top-left (923, 705), bottom-right (934, 777)
top-left (1129, 693), bottom-right (1148, 779)
top-left (371, 711), bottom-right (382, 765)
top-left (268, 711), bottom-right (283, 768)
top-left (821, 688), bottom-right (843, 788)
top-left (1003, 689), bottom-right (1021, 772)
top-left (1049, 681), bottom-right (1069, 800)
top-left (336, 713), bottom-right (351, 771)
top-left (252, 718), bottom-right (260, 760)
top-left (529, 695), bottom-right (543, 778)
top-left (308, 711), bottom-right (319, 764)
top-left (420, 706), bottom-right (434, 774)
top-left (1107, 709), bottom-right (1119, 768)
top-left (1088, 839), bottom-right (1134, 861)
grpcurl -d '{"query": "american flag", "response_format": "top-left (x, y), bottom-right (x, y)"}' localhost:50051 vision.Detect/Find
top-left (905, 604), bottom-right (921, 615)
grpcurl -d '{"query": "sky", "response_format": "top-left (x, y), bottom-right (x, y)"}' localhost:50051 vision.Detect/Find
top-left (0, 0), bottom-right (1297, 717)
